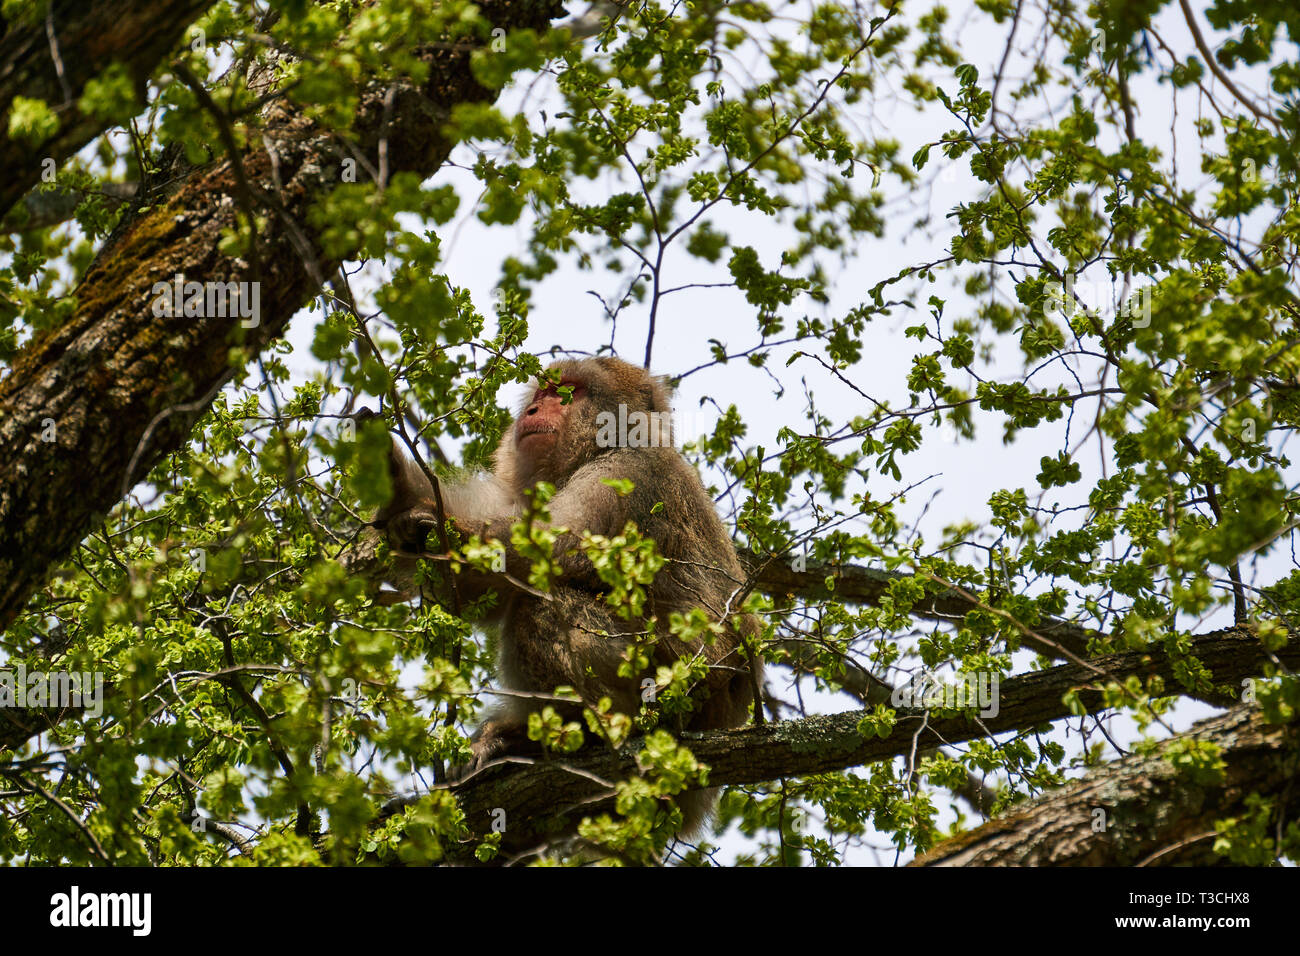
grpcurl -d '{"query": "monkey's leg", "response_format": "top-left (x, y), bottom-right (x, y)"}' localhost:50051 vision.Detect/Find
top-left (457, 591), bottom-right (642, 775)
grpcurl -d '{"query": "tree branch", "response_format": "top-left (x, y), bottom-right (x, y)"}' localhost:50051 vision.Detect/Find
top-left (911, 704), bottom-right (1298, 865)
top-left (741, 548), bottom-right (1097, 660)
top-left (385, 626), bottom-right (1296, 861)
top-left (0, 0), bottom-right (211, 218)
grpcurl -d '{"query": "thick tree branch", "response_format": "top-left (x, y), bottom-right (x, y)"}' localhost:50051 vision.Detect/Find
top-left (2, 180), bottom-right (137, 232)
top-left (773, 638), bottom-right (997, 815)
top-left (344, 536), bottom-right (1100, 661)
top-left (747, 549), bottom-right (1246, 710)
top-left (742, 548), bottom-right (1097, 660)
top-left (911, 705), bottom-right (1299, 866)
top-left (0, 0), bottom-right (212, 218)
top-left (387, 626), bottom-right (1296, 861)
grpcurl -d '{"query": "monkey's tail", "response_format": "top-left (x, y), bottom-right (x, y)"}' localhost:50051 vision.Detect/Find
top-left (676, 787), bottom-right (720, 839)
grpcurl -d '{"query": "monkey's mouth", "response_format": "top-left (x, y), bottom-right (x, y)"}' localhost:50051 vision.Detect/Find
top-left (517, 426), bottom-right (558, 444)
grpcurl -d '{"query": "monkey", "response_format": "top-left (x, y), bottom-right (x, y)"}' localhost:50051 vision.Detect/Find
top-left (373, 356), bottom-right (763, 836)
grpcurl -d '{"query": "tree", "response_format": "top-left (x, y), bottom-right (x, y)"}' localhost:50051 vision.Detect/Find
top-left (0, 0), bottom-right (1297, 866)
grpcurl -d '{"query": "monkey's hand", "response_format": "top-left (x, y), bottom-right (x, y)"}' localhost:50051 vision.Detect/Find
top-left (380, 501), bottom-right (439, 554)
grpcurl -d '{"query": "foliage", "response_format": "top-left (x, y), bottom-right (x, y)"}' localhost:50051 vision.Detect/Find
top-left (2, 0), bottom-right (1299, 866)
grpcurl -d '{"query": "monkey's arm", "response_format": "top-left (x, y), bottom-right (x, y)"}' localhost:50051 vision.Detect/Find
top-left (375, 437), bottom-right (513, 552)
top-left (452, 458), bottom-right (639, 601)
top-left (377, 446), bottom-right (639, 600)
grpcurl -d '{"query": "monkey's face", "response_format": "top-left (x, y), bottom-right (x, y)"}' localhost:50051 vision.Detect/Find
top-left (507, 358), bottom-right (672, 489)
top-left (514, 376), bottom-right (588, 467)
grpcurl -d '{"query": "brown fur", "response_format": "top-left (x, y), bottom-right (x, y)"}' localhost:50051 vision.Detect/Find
top-left (376, 357), bottom-right (762, 837)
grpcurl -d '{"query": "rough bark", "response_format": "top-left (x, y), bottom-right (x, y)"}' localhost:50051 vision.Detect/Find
top-left (910, 705), bottom-right (1299, 866)
top-left (0, 0), bottom-right (567, 631)
top-left (0, 0), bottom-right (212, 219)
top-left (392, 626), bottom-right (1298, 861)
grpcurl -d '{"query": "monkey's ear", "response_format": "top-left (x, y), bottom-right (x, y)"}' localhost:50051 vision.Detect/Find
top-left (642, 374), bottom-right (676, 414)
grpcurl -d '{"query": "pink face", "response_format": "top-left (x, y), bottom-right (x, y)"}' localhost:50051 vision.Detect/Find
top-left (515, 378), bottom-right (587, 462)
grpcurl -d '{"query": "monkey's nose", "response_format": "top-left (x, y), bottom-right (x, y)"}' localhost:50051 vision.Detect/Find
top-left (525, 405), bottom-right (539, 416)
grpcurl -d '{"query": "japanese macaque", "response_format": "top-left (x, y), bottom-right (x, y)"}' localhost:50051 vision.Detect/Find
top-left (374, 356), bottom-right (763, 835)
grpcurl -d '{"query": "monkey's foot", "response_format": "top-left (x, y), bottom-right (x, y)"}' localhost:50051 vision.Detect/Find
top-left (447, 722), bottom-right (536, 782)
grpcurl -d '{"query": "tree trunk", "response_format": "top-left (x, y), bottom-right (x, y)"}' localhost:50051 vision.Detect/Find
top-left (0, 0), bottom-right (212, 219)
top-left (0, 0), bottom-right (566, 630)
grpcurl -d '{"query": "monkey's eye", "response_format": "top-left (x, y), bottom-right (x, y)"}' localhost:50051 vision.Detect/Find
top-left (559, 380), bottom-right (586, 402)
top-left (534, 380), bottom-right (586, 403)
